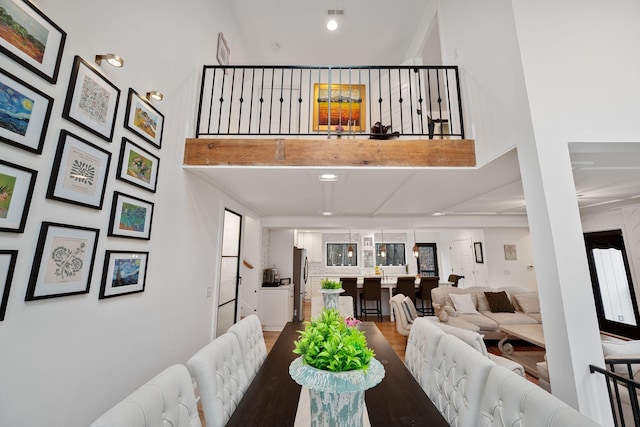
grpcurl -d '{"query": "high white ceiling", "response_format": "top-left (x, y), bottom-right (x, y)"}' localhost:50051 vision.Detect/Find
top-left (189, 2), bottom-right (640, 229)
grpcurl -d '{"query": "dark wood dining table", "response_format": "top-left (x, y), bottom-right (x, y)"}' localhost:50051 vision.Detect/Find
top-left (226, 321), bottom-right (449, 426)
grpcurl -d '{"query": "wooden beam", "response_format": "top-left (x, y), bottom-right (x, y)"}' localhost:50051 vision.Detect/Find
top-left (184, 138), bottom-right (475, 167)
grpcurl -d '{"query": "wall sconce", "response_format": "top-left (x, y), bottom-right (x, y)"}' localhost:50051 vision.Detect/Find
top-left (347, 230), bottom-right (353, 258)
top-left (412, 229), bottom-right (419, 258)
top-left (146, 91), bottom-right (164, 101)
top-left (379, 230), bottom-right (386, 258)
top-left (95, 53), bottom-right (124, 68)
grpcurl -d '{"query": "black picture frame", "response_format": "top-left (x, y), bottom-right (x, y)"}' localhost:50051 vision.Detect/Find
top-left (124, 88), bottom-right (164, 148)
top-left (62, 56), bottom-right (121, 142)
top-left (0, 159), bottom-right (37, 233)
top-left (25, 222), bottom-right (99, 301)
top-left (116, 137), bottom-right (160, 193)
top-left (46, 130), bottom-right (111, 209)
top-left (99, 250), bottom-right (149, 299)
top-left (0, 0), bottom-right (66, 83)
top-left (108, 191), bottom-right (154, 240)
top-left (0, 250), bottom-right (17, 321)
top-left (474, 242), bottom-right (484, 264)
top-left (0, 66), bottom-right (53, 154)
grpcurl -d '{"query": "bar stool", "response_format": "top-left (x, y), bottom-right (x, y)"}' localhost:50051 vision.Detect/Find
top-left (448, 274), bottom-right (464, 287)
top-left (393, 276), bottom-right (418, 305)
top-left (416, 276), bottom-right (439, 315)
top-left (360, 277), bottom-right (382, 322)
top-left (339, 277), bottom-right (358, 318)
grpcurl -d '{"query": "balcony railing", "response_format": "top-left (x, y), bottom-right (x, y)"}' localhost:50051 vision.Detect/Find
top-left (195, 65), bottom-right (464, 139)
top-left (590, 359), bottom-right (640, 427)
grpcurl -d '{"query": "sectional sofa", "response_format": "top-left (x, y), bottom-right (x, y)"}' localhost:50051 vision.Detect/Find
top-left (431, 285), bottom-right (541, 340)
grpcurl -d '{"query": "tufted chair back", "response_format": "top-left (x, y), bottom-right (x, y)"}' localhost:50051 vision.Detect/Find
top-left (427, 333), bottom-right (494, 427)
top-left (477, 364), bottom-right (600, 427)
top-left (405, 317), bottom-right (445, 388)
top-left (90, 364), bottom-right (201, 427)
top-left (187, 333), bottom-right (249, 427)
top-left (227, 314), bottom-right (267, 382)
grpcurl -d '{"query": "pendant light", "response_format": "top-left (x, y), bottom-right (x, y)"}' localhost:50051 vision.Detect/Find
top-left (379, 229), bottom-right (386, 258)
top-left (412, 229), bottom-right (419, 258)
top-left (347, 230), bottom-right (354, 258)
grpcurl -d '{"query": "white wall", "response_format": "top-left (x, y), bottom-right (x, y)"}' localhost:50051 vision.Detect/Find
top-left (484, 228), bottom-right (536, 290)
top-left (268, 229), bottom-right (295, 281)
top-left (0, 1), bottom-right (254, 426)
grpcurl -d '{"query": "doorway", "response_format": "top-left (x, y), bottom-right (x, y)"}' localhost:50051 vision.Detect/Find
top-left (216, 209), bottom-right (242, 337)
top-left (584, 229), bottom-right (640, 339)
top-left (450, 239), bottom-right (475, 287)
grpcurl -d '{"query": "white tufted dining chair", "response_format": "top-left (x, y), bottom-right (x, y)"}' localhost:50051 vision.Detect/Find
top-left (90, 364), bottom-right (201, 427)
top-left (404, 317), bottom-right (445, 388)
top-left (477, 364), bottom-right (600, 427)
top-left (427, 333), bottom-right (495, 427)
top-left (227, 314), bottom-right (267, 382)
top-left (187, 333), bottom-right (249, 427)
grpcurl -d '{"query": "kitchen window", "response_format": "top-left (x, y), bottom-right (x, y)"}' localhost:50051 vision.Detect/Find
top-left (326, 243), bottom-right (358, 266)
top-left (376, 243), bottom-right (406, 266)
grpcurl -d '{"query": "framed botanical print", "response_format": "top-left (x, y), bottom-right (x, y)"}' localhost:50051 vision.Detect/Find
top-left (62, 55), bottom-right (121, 142)
top-left (474, 242), bottom-right (484, 263)
top-left (99, 250), bottom-right (148, 299)
top-left (46, 130), bottom-right (111, 209)
top-left (0, 249), bottom-right (17, 320)
top-left (108, 191), bottom-right (154, 240)
top-left (0, 0), bottom-right (66, 83)
top-left (124, 88), bottom-right (164, 148)
top-left (116, 137), bottom-right (159, 193)
top-left (0, 66), bottom-right (53, 153)
top-left (25, 222), bottom-right (99, 300)
top-left (0, 159), bottom-right (37, 233)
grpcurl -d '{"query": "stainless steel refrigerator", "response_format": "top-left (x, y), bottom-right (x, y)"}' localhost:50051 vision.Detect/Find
top-left (293, 247), bottom-right (308, 321)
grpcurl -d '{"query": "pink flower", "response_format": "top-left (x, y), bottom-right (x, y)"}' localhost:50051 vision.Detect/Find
top-left (335, 124), bottom-right (344, 133)
top-left (344, 316), bottom-right (361, 327)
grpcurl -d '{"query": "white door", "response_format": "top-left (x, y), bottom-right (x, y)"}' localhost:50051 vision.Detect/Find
top-left (450, 239), bottom-right (476, 287)
top-left (216, 209), bottom-right (242, 337)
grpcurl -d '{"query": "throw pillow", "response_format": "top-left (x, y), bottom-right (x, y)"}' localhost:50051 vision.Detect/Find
top-left (449, 293), bottom-right (479, 314)
top-left (513, 293), bottom-right (540, 313)
top-left (401, 299), bottom-right (417, 323)
top-left (484, 291), bottom-right (515, 313)
top-left (404, 296), bottom-right (419, 320)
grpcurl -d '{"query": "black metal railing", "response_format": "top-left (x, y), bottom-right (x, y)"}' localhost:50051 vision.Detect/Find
top-left (195, 65), bottom-right (464, 139)
top-left (590, 358), bottom-right (640, 427)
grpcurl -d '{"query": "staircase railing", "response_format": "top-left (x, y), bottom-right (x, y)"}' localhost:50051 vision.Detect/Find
top-left (590, 358), bottom-right (640, 427)
top-left (195, 65), bottom-right (464, 139)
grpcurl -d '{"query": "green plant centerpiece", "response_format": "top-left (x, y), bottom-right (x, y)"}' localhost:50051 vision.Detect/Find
top-left (319, 278), bottom-right (344, 311)
top-left (289, 309), bottom-right (385, 427)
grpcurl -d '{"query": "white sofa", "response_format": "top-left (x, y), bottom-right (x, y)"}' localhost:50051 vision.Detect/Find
top-left (431, 286), bottom-right (541, 340)
top-left (406, 319), bottom-right (599, 427)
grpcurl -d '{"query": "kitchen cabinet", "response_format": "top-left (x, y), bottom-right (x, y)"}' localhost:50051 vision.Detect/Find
top-left (297, 232), bottom-right (323, 263)
top-left (257, 285), bottom-right (294, 331)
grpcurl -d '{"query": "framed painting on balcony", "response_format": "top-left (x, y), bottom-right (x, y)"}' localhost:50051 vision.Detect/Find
top-left (313, 83), bottom-right (365, 132)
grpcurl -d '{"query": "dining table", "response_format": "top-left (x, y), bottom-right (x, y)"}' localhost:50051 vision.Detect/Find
top-left (226, 321), bottom-right (449, 426)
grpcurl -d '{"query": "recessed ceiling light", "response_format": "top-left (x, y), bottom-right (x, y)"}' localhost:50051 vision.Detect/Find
top-left (320, 211), bottom-right (335, 216)
top-left (319, 173), bottom-right (338, 182)
top-left (432, 212), bottom-right (445, 216)
top-left (327, 19), bottom-right (338, 31)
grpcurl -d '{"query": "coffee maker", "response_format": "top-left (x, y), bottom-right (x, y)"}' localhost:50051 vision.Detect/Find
top-left (262, 268), bottom-right (280, 287)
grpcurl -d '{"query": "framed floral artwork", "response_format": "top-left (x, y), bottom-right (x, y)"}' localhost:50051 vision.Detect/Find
top-left (62, 55), bottom-right (121, 142)
top-left (0, 0), bottom-right (66, 83)
top-left (116, 137), bottom-right (159, 193)
top-left (108, 191), bottom-right (154, 240)
top-left (0, 249), bottom-right (17, 320)
top-left (124, 88), bottom-right (164, 148)
top-left (99, 250), bottom-right (148, 299)
top-left (0, 159), bottom-right (37, 233)
top-left (46, 130), bottom-right (111, 209)
top-left (25, 222), bottom-right (99, 300)
top-left (0, 66), bottom-right (53, 154)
